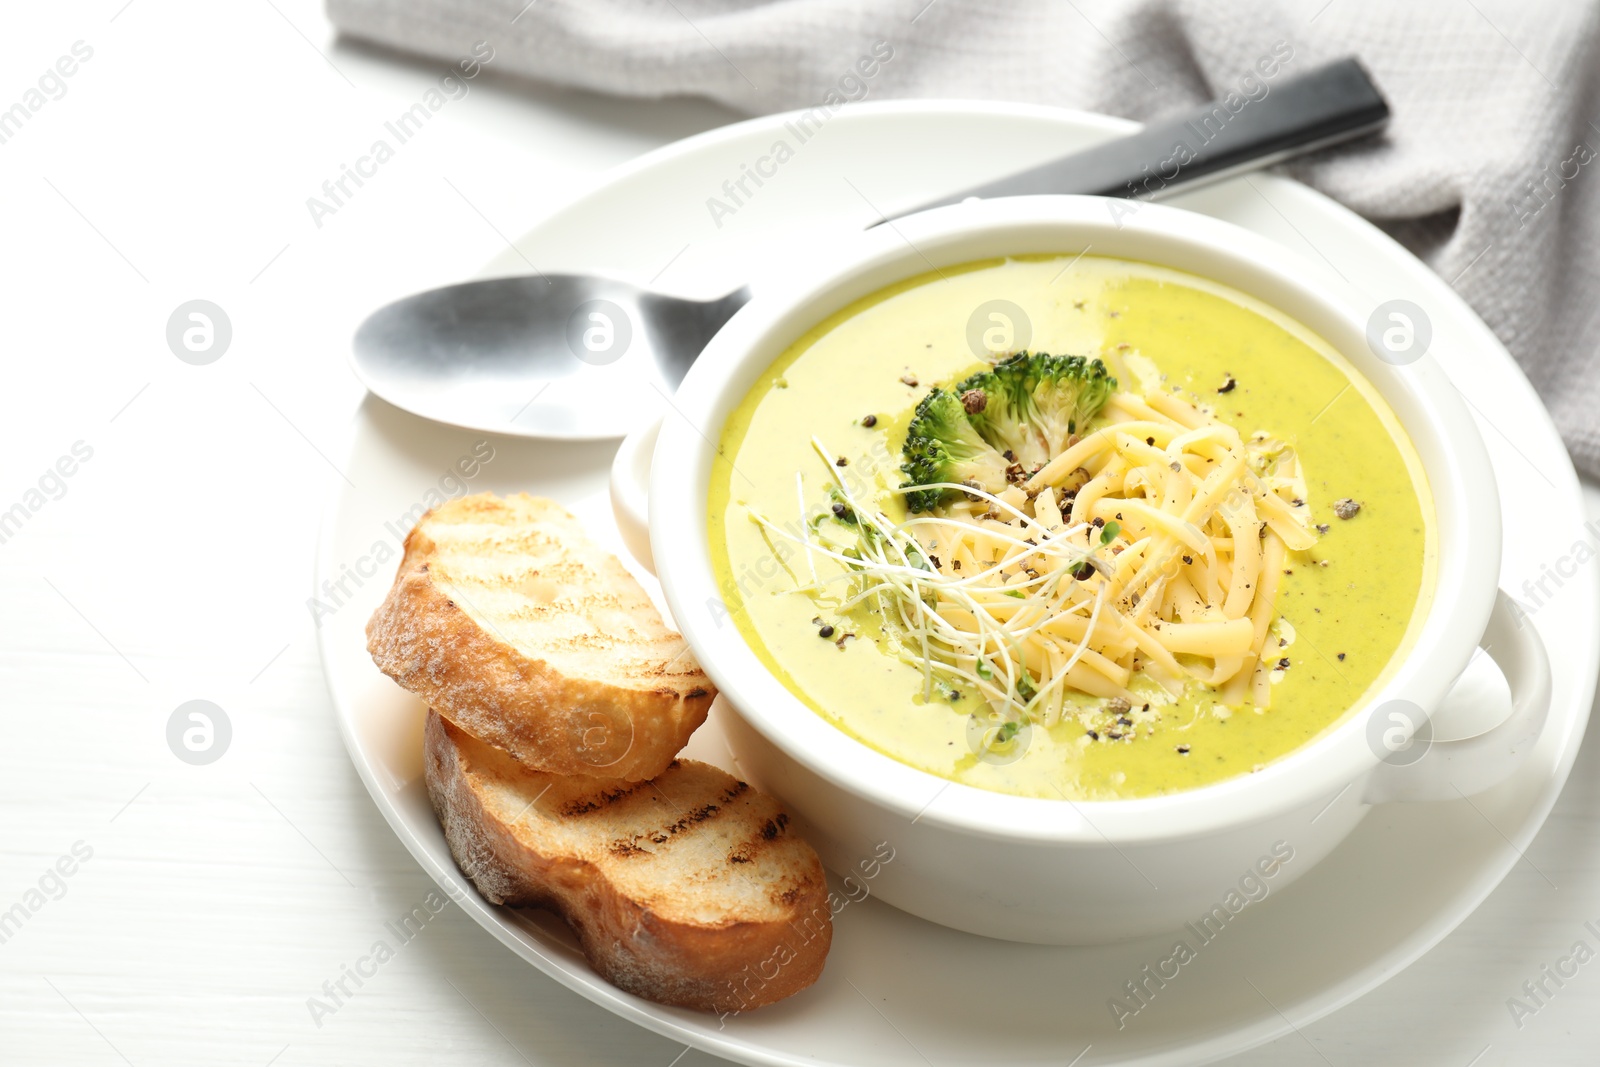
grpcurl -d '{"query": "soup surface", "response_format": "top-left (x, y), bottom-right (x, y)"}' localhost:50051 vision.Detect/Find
top-left (708, 256), bottom-right (1434, 800)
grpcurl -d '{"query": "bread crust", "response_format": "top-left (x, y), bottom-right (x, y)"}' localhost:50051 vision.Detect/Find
top-left (367, 493), bottom-right (713, 781)
top-left (425, 711), bottom-right (832, 1013)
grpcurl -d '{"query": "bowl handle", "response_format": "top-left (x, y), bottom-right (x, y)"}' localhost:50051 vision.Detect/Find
top-left (1363, 589), bottom-right (1553, 804)
top-left (609, 416), bottom-right (662, 575)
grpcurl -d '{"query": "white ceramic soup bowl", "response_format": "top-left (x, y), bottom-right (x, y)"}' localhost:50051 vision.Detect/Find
top-left (611, 196), bottom-right (1551, 944)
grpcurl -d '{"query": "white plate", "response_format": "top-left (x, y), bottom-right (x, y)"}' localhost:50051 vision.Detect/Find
top-left (316, 101), bottom-right (1598, 1066)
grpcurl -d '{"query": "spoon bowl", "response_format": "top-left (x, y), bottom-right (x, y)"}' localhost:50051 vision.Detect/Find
top-left (351, 274), bottom-right (748, 439)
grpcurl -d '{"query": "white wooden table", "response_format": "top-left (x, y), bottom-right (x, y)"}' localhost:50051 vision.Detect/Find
top-left (4, 3), bottom-right (1598, 1063)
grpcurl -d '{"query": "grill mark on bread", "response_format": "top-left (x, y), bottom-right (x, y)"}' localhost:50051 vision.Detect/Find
top-left (663, 802), bottom-right (722, 836)
top-left (560, 782), bottom-right (645, 817)
top-left (611, 797), bottom-right (732, 855)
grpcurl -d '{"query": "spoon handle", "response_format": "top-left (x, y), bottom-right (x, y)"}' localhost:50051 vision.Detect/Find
top-left (887, 57), bottom-right (1388, 219)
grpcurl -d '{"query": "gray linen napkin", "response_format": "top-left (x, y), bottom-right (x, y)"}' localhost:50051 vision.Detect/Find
top-left (327, 0), bottom-right (1600, 479)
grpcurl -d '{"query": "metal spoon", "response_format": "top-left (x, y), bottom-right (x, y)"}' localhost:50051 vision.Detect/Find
top-left (352, 59), bottom-right (1388, 440)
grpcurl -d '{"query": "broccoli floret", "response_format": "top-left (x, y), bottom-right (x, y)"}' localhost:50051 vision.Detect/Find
top-left (899, 388), bottom-right (1010, 512)
top-left (898, 355), bottom-right (1116, 512)
top-left (955, 356), bottom-right (1049, 469)
top-left (1028, 353), bottom-right (1116, 457)
top-left (955, 353), bottom-right (1115, 470)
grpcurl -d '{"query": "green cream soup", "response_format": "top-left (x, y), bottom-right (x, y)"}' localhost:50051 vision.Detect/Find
top-left (708, 256), bottom-right (1435, 800)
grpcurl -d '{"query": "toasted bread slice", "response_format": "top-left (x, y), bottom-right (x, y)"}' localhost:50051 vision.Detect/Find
top-left (425, 711), bottom-right (831, 1012)
top-left (368, 493), bottom-right (713, 781)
